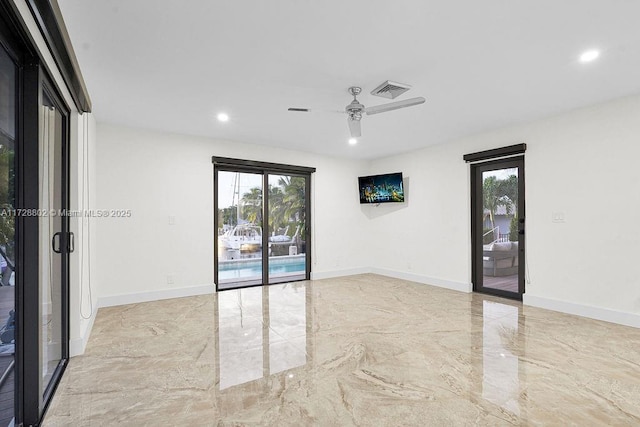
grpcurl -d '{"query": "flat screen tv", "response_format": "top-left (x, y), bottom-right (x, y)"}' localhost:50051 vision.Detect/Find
top-left (358, 172), bottom-right (404, 204)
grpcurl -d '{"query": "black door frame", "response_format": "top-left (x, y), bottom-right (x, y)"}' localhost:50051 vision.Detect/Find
top-left (470, 156), bottom-right (526, 300)
top-left (212, 157), bottom-right (315, 291)
top-left (39, 73), bottom-right (71, 415)
top-left (1, 5), bottom-right (71, 425)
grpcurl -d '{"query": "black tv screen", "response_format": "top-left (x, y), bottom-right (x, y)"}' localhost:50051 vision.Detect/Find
top-left (358, 172), bottom-right (405, 204)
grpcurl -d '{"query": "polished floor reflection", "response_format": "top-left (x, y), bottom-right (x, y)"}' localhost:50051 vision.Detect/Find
top-left (43, 274), bottom-right (640, 426)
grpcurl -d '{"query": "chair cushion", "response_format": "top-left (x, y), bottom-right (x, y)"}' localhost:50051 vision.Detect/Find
top-left (492, 242), bottom-right (512, 251)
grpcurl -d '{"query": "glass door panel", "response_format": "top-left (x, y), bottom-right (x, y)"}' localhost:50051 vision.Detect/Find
top-left (267, 174), bottom-right (306, 284)
top-left (473, 158), bottom-right (524, 299)
top-left (0, 41), bottom-right (17, 427)
top-left (216, 171), bottom-right (264, 290)
top-left (39, 90), bottom-right (65, 400)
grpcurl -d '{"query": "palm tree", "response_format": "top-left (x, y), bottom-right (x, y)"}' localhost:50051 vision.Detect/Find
top-left (501, 174), bottom-right (519, 241)
top-left (502, 174), bottom-right (518, 214)
top-left (483, 176), bottom-right (498, 230)
top-left (268, 185), bottom-right (286, 232)
top-left (483, 173), bottom-right (519, 242)
top-left (483, 176), bottom-right (511, 230)
top-left (281, 176), bottom-right (306, 237)
top-left (240, 187), bottom-right (262, 225)
top-left (241, 177), bottom-right (307, 239)
top-left (218, 206), bottom-right (237, 228)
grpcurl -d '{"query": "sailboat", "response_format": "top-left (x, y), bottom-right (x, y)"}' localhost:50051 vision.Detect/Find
top-left (220, 223), bottom-right (262, 252)
top-left (219, 173), bottom-right (262, 252)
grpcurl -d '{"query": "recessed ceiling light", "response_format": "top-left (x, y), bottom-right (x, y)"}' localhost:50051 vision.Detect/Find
top-left (217, 113), bottom-right (229, 122)
top-left (348, 138), bottom-right (357, 145)
top-left (579, 49), bottom-right (600, 63)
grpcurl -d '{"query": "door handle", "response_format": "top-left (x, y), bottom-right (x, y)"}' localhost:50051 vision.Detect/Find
top-left (52, 232), bottom-right (62, 253)
top-left (518, 229), bottom-right (525, 235)
top-left (68, 232), bottom-right (75, 253)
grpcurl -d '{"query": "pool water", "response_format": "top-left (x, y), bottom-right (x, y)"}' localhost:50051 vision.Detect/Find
top-left (218, 258), bottom-right (306, 280)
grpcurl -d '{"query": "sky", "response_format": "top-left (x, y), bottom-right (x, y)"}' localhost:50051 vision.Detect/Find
top-left (483, 167), bottom-right (518, 181)
top-left (217, 171), bottom-right (289, 208)
top-left (217, 171), bottom-right (262, 208)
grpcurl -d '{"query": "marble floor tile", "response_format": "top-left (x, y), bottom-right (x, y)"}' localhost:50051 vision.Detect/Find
top-left (43, 274), bottom-right (640, 426)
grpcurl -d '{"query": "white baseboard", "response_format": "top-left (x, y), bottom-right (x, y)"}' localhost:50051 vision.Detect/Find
top-left (69, 310), bottom-right (97, 357)
top-left (98, 284), bottom-right (215, 308)
top-left (310, 267), bottom-right (370, 280)
top-left (310, 267), bottom-right (471, 293)
top-left (524, 294), bottom-right (640, 329)
top-left (371, 268), bottom-right (472, 293)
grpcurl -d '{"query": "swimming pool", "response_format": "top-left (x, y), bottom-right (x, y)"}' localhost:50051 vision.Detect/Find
top-left (218, 255), bottom-right (306, 281)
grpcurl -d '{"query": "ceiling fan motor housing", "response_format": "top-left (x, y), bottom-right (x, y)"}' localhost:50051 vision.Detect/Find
top-left (348, 86), bottom-right (362, 97)
top-left (346, 100), bottom-right (364, 120)
top-left (346, 87), bottom-right (364, 120)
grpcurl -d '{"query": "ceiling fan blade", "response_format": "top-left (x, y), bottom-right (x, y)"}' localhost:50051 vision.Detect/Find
top-left (364, 97), bottom-right (426, 115)
top-left (348, 118), bottom-right (361, 138)
top-left (288, 107), bottom-right (343, 113)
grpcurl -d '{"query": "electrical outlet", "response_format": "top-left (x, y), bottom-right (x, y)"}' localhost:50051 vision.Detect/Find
top-left (552, 212), bottom-right (565, 223)
top-left (167, 275), bottom-right (174, 284)
top-left (169, 215), bottom-right (176, 225)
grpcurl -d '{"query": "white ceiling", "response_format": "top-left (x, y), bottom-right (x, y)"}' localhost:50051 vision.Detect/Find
top-left (58, 0), bottom-right (640, 160)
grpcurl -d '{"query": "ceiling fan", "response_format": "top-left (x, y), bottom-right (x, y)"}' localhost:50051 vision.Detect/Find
top-left (288, 84), bottom-right (426, 138)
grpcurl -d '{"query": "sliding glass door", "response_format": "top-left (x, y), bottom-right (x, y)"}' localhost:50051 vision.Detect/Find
top-left (1, 7), bottom-right (71, 425)
top-left (213, 159), bottom-right (314, 291)
top-left (216, 171), bottom-right (264, 288)
top-left (267, 174), bottom-right (307, 284)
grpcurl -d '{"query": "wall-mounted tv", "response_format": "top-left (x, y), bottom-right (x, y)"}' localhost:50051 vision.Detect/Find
top-left (358, 172), bottom-right (405, 204)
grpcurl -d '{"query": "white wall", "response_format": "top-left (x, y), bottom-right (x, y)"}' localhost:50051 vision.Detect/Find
top-left (69, 112), bottom-right (99, 355)
top-left (365, 140), bottom-right (472, 291)
top-left (94, 123), bottom-right (369, 304)
top-left (368, 94), bottom-right (640, 326)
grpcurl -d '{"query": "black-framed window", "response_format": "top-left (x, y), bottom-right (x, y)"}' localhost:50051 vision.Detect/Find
top-left (212, 157), bottom-right (315, 291)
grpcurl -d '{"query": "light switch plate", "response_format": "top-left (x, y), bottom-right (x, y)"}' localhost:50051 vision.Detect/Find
top-left (552, 211), bottom-right (565, 223)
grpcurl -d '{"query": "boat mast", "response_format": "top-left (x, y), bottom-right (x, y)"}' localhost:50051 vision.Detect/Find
top-left (233, 172), bottom-right (240, 225)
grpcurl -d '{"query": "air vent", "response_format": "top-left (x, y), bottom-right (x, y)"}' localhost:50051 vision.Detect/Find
top-left (288, 107), bottom-right (310, 112)
top-left (370, 80), bottom-right (411, 99)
